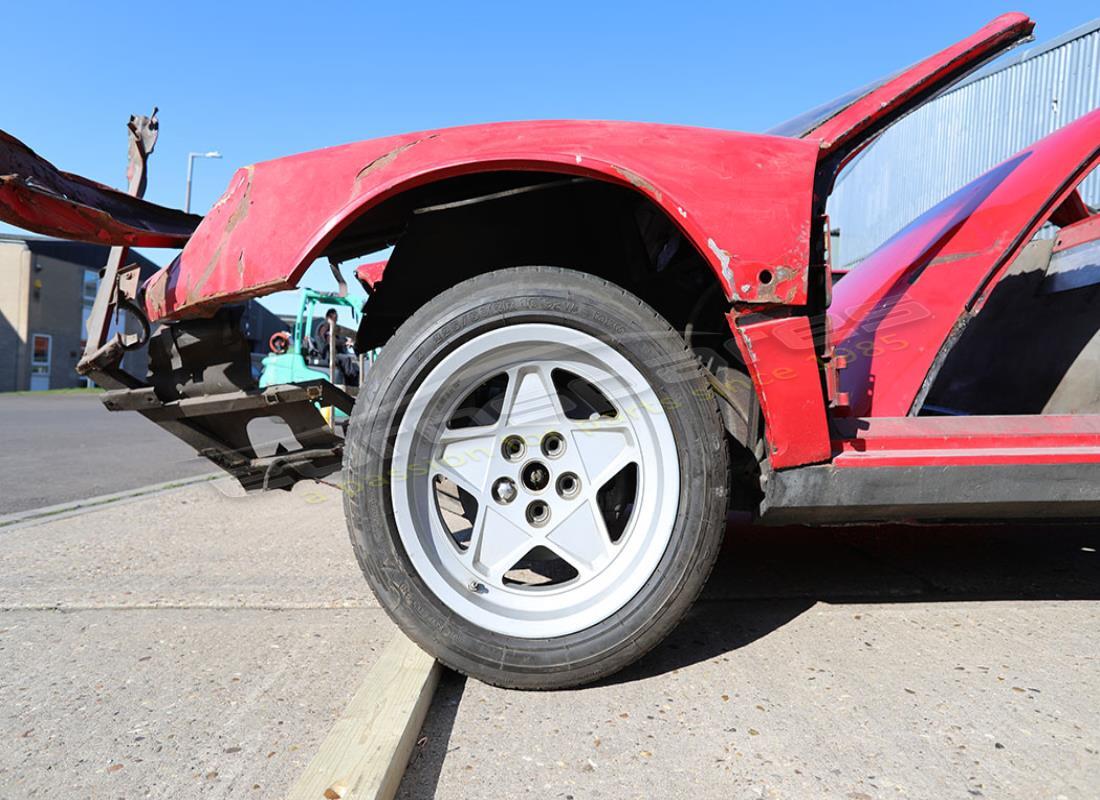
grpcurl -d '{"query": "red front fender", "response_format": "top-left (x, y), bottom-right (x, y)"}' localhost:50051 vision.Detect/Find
top-left (142, 120), bottom-right (820, 321)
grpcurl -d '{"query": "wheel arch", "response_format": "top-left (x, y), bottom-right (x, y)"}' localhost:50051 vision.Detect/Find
top-left (143, 122), bottom-right (820, 323)
top-left (141, 122), bottom-right (820, 470)
top-left (335, 166), bottom-right (764, 453)
top-left (344, 173), bottom-right (777, 513)
top-left (338, 167), bottom-right (723, 341)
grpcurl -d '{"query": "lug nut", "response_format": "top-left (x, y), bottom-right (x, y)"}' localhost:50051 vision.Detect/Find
top-left (541, 431), bottom-right (566, 458)
top-left (501, 435), bottom-right (526, 461)
top-left (556, 472), bottom-right (581, 499)
top-left (526, 500), bottom-right (551, 527)
top-left (492, 477), bottom-right (517, 505)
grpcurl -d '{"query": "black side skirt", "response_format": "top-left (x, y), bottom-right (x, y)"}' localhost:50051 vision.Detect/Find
top-left (761, 462), bottom-right (1100, 525)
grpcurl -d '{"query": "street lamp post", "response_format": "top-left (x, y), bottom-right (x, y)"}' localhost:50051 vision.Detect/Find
top-left (185, 150), bottom-right (222, 213)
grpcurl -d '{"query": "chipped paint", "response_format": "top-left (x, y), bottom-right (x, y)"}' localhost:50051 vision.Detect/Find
top-left (147, 119), bottom-right (820, 320)
top-left (612, 165), bottom-right (663, 202)
top-left (179, 276), bottom-right (289, 320)
top-left (707, 237), bottom-right (735, 287)
top-left (352, 134), bottom-right (439, 193)
top-left (143, 263), bottom-right (170, 319)
top-left (827, 107), bottom-right (1100, 418)
top-left (186, 165), bottom-right (254, 303)
top-left (208, 169), bottom-right (254, 212)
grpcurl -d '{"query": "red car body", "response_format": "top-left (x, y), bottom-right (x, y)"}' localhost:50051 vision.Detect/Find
top-left (3, 11), bottom-right (1099, 520)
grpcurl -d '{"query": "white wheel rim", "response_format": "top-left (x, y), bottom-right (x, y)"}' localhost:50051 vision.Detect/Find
top-left (390, 323), bottom-right (680, 638)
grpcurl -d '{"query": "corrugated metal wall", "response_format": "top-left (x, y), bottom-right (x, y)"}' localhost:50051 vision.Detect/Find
top-left (828, 19), bottom-right (1100, 269)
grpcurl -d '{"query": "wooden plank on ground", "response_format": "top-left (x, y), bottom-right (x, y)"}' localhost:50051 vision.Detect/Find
top-left (286, 633), bottom-right (441, 800)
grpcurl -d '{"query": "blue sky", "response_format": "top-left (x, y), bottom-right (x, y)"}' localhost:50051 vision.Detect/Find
top-left (2, 1), bottom-right (1092, 320)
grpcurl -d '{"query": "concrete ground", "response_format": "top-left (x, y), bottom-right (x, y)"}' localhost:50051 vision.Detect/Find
top-left (400, 522), bottom-right (1100, 800)
top-left (0, 480), bottom-right (395, 799)
top-left (1, 479), bottom-right (1099, 799)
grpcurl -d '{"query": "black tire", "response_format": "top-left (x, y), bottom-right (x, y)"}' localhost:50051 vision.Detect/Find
top-left (343, 267), bottom-right (729, 688)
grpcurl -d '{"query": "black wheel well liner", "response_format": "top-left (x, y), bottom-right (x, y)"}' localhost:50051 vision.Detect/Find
top-left (326, 171), bottom-right (726, 352)
top-left (328, 169), bottom-right (760, 460)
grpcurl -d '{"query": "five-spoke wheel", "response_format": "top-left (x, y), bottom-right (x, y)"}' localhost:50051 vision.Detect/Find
top-left (391, 325), bottom-right (679, 637)
top-left (344, 268), bottom-right (729, 688)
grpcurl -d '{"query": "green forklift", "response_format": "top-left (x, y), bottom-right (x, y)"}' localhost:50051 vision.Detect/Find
top-left (259, 287), bottom-right (367, 419)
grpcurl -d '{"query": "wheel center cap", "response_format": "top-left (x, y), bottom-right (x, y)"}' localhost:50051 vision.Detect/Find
top-left (521, 460), bottom-right (550, 492)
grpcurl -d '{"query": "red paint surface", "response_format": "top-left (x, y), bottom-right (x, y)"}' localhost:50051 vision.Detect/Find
top-left (833, 415), bottom-right (1100, 467)
top-left (837, 449), bottom-right (1100, 467)
top-left (355, 260), bottom-right (388, 290)
top-left (808, 13), bottom-right (1034, 152)
top-left (830, 107), bottom-right (1100, 418)
top-left (5, 11), bottom-right (1096, 482)
top-left (729, 312), bottom-right (831, 468)
top-left (0, 128), bottom-right (200, 248)
top-left (1053, 213), bottom-right (1100, 253)
top-left (144, 122), bottom-right (819, 321)
top-left (0, 182), bottom-right (193, 247)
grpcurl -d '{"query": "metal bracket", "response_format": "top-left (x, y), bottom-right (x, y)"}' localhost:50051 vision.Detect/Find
top-left (101, 379), bottom-right (355, 418)
top-left (76, 109), bottom-right (159, 390)
top-left (329, 258), bottom-right (349, 298)
top-left (100, 379), bottom-right (352, 491)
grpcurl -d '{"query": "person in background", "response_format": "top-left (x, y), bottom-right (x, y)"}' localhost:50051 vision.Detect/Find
top-left (316, 308), bottom-right (360, 386)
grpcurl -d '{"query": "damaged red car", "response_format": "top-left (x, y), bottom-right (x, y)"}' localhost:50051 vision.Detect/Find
top-left (3, 12), bottom-right (1098, 688)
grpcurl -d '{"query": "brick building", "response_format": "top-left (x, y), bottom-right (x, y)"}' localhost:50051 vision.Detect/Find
top-left (0, 235), bottom-right (162, 392)
top-left (0, 235), bottom-right (288, 392)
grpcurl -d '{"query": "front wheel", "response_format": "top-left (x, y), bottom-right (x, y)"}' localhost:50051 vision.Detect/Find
top-left (344, 267), bottom-right (728, 688)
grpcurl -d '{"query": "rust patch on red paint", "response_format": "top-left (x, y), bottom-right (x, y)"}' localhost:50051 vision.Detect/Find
top-left (175, 275), bottom-right (289, 320)
top-left (756, 265), bottom-right (800, 304)
top-left (352, 134), bottom-right (439, 195)
top-left (723, 254), bottom-right (804, 304)
top-left (186, 166), bottom-right (254, 304)
top-left (612, 166), bottom-right (663, 202)
top-left (144, 269), bottom-right (168, 320)
top-left (142, 119), bottom-right (820, 320)
top-left (709, 241), bottom-right (805, 305)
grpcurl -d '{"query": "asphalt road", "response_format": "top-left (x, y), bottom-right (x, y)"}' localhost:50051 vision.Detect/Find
top-left (0, 392), bottom-right (213, 515)
top-left (1, 480), bottom-right (1097, 798)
